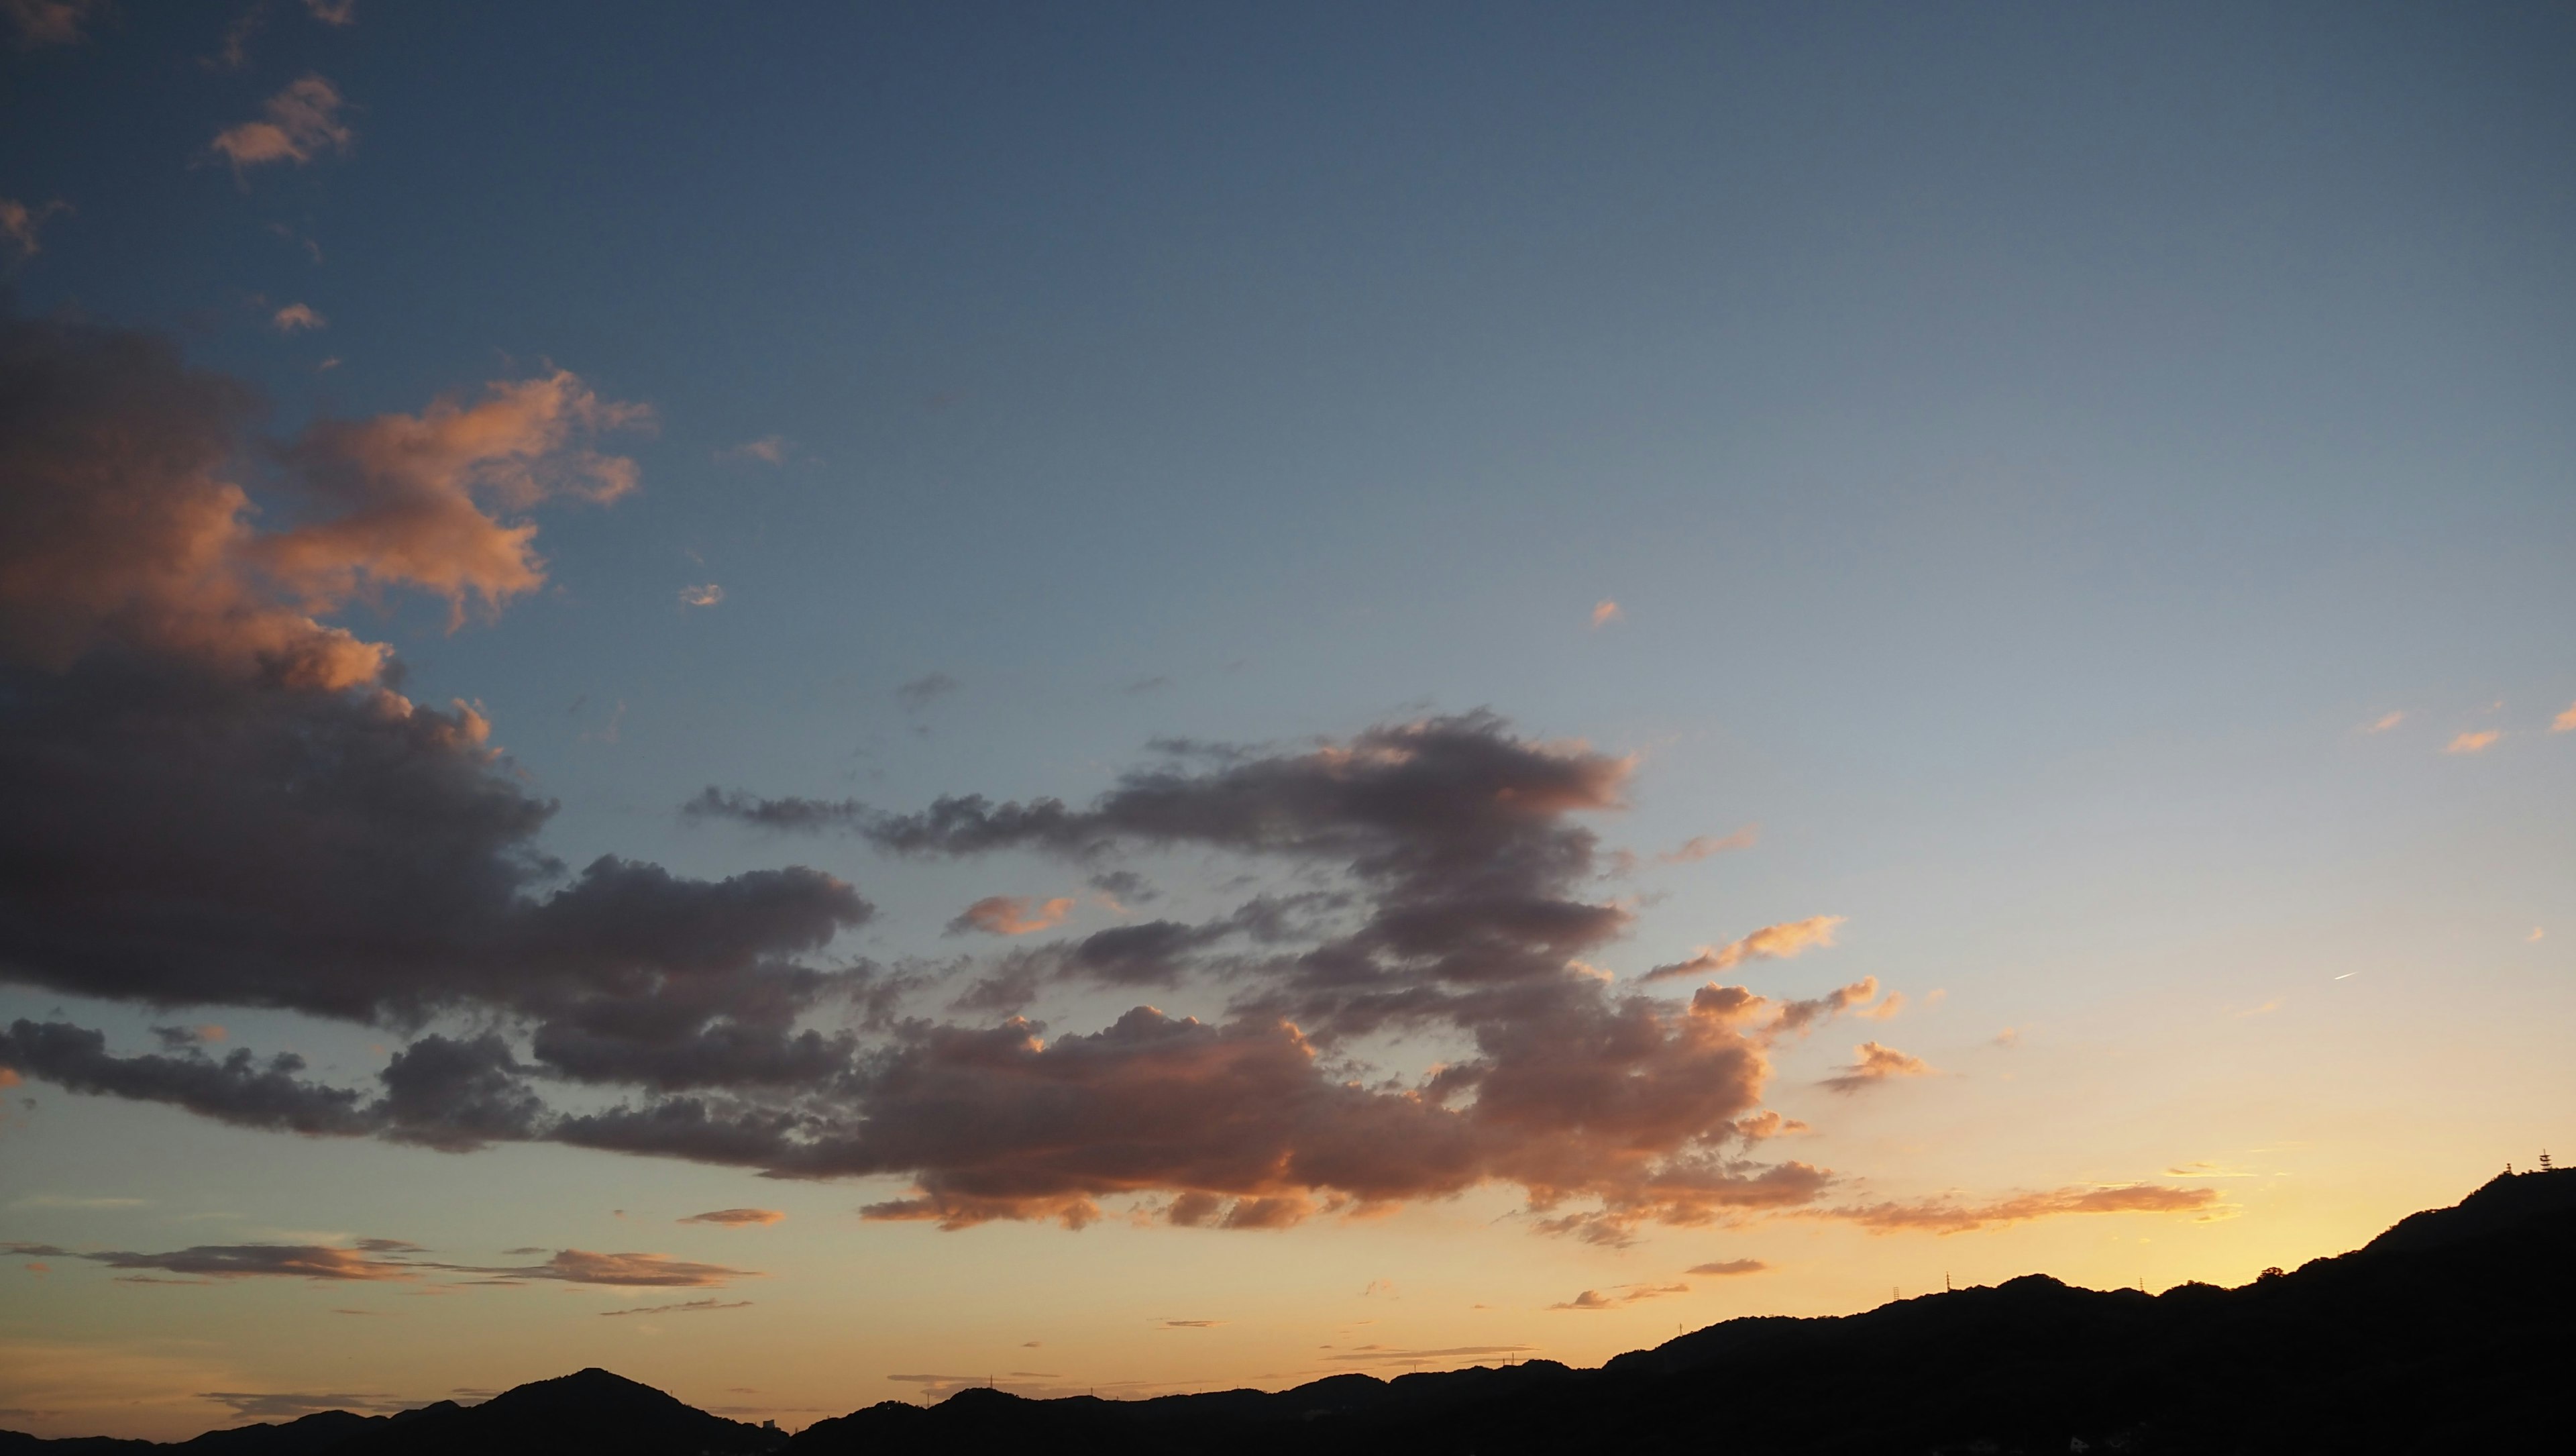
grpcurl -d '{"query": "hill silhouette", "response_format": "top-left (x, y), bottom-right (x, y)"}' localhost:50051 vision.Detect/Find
top-left (8, 1168), bottom-right (2571, 1455)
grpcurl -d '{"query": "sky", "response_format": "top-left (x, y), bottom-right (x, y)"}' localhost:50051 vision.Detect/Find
top-left (2, 0), bottom-right (2573, 1439)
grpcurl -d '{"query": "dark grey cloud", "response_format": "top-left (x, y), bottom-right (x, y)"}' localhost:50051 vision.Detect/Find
top-left (0, 309), bottom-right (871, 1136)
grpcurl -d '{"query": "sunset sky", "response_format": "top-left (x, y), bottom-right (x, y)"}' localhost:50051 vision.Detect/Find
top-left (4, 1), bottom-right (2573, 1439)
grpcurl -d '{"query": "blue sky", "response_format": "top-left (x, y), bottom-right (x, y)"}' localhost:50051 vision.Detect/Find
top-left (3, 1), bottom-right (2571, 1437)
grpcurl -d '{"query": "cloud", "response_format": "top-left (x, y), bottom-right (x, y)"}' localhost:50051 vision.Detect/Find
top-left (1993, 1027), bottom-right (2021, 1048)
top-left (2528, 927), bottom-right (2545, 944)
top-left (0, 311), bottom-right (873, 1137)
top-left (304, 0), bottom-right (355, 24)
top-left (1, 198), bottom-right (69, 258)
top-left (1589, 600), bottom-right (1622, 628)
top-left (212, 75), bottom-right (354, 172)
top-left (1326, 1344), bottom-right (1534, 1367)
top-left (599, 1298), bottom-right (751, 1317)
top-left (1550, 1282), bottom-right (1688, 1310)
top-left (718, 435), bottom-right (788, 465)
top-left (76, 1245), bottom-right (419, 1281)
top-left (3, 0), bottom-right (99, 46)
top-left (270, 303), bottom-right (327, 333)
top-left (677, 1208), bottom-right (782, 1227)
top-left (1, 385), bottom-right (1875, 1256)
top-left (1819, 1041), bottom-right (1934, 1093)
top-left (1158, 1318), bottom-right (1222, 1329)
top-left (149, 1025), bottom-right (227, 1050)
top-left (199, 1390), bottom-right (407, 1420)
top-left (678, 582), bottom-right (724, 608)
top-left (1824, 1183), bottom-right (2220, 1234)
top-left (1684, 1257), bottom-right (1767, 1276)
top-left (1641, 917), bottom-right (1846, 983)
top-left (2444, 729), bottom-right (2502, 755)
top-left (1657, 826), bottom-right (1758, 864)
top-left (659, 714), bottom-right (1869, 1242)
top-left (946, 896), bottom-right (1075, 937)
top-left (429, 1250), bottom-right (757, 1288)
top-left (2359, 711), bottom-right (2404, 734)
top-left (896, 672), bottom-right (960, 710)
top-left (2553, 701), bottom-right (2576, 733)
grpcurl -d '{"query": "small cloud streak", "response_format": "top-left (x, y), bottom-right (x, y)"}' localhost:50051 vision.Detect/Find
top-left (1826, 1183), bottom-right (2221, 1234)
top-left (1685, 1258), bottom-right (1767, 1276)
top-left (1658, 826), bottom-right (1759, 864)
top-left (1819, 1041), bottom-right (1933, 1093)
top-left (2, 198), bottom-right (70, 257)
top-left (1590, 600), bottom-right (1622, 628)
top-left (678, 583), bottom-right (724, 608)
top-left (79, 1244), bottom-right (418, 1282)
top-left (270, 304), bottom-right (327, 333)
top-left (600, 1298), bottom-right (751, 1317)
top-left (719, 435), bottom-right (789, 465)
top-left (896, 672), bottom-right (959, 710)
top-left (1550, 1282), bottom-right (1688, 1310)
top-left (4, 0), bottom-right (101, 46)
top-left (677, 1208), bottom-right (783, 1227)
top-left (947, 895), bottom-right (1075, 937)
top-left (2359, 711), bottom-right (2404, 734)
top-left (1642, 916), bottom-right (1845, 982)
top-left (1159, 1318), bottom-right (1222, 1329)
top-left (212, 75), bottom-right (353, 172)
top-left (2553, 701), bottom-right (2576, 733)
top-left (436, 1250), bottom-right (756, 1288)
top-left (2444, 729), bottom-right (2502, 755)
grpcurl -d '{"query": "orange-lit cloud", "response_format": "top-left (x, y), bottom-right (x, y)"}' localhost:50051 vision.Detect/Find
top-left (304, 0), bottom-right (355, 24)
top-left (2444, 729), bottom-right (2501, 755)
top-left (2553, 701), bottom-right (2576, 733)
top-left (598, 1298), bottom-right (751, 1317)
top-left (80, 1244), bottom-right (418, 1281)
top-left (1658, 825), bottom-right (1759, 863)
top-left (1825, 1182), bottom-right (2220, 1234)
top-left (270, 303), bottom-right (327, 333)
top-left (947, 895), bottom-right (1075, 937)
top-left (1590, 599), bottom-right (1622, 628)
top-left (1642, 915), bottom-right (1845, 982)
top-left (3, 0), bottom-right (100, 46)
top-left (679, 583), bottom-right (724, 608)
top-left (1550, 1281), bottom-right (1688, 1310)
top-left (2359, 711), bottom-right (2404, 733)
top-left (1819, 1041), bottom-right (1933, 1092)
top-left (1, 198), bottom-right (69, 257)
top-left (1685, 1258), bottom-right (1767, 1276)
top-left (677, 1208), bottom-right (783, 1227)
top-left (211, 76), bottom-right (352, 172)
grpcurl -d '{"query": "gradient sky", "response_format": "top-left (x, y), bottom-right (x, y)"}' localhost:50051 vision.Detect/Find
top-left (3, 0), bottom-right (2573, 1439)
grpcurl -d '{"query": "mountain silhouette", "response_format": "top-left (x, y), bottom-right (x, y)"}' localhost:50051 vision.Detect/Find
top-left (8, 1168), bottom-right (2571, 1455)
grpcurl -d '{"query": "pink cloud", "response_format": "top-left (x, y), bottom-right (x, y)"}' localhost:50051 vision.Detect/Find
top-left (212, 76), bottom-right (353, 172)
top-left (1642, 916), bottom-right (1845, 982)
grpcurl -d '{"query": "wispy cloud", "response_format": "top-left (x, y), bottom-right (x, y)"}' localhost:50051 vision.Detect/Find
top-left (2444, 729), bottom-right (2502, 755)
top-left (3, 0), bottom-right (102, 47)
top-left (212, 75), bottom-right (354, 173)
top-left (2359, 710), bottom-right (2404, 734)
top-left (1825, 1183), bottom-right (2221, 1234)
top-left (678, 583), bottom-right (724, 608)
top-left (896, 672), bottom-right (960, 710)
top-left (270, 303), bottom-right (327, 333)
top-left (1550, 1282), bottom-right (1688, 1310)
top-left (1589, 599), bottom-right (1623, 629)
top-left (718, 435), bottom-right (790, 465)
top-left (1684, 1258), bottom-right (1768, 1276)
top-left (304, 0), bottom-right (355, 25)
top-left (1658, 826), bottom-right (1758, 864)
top-left (1158, 1318), bottom-right (1222, 1329)
top-left (599, 1298), bottom-right (751, 1317)
top-left (1642, 915), bottom-right (1845, 982)
top-left (2553, 701), bottom-right (2576, 733)
top-left (1, 197), bottom-right (70, 257)
top-left (945, 895), bottom-right (1074, 937)
top-left (1820, 1041), bottom-right (1934, 1092)
top-left (677, 1208), bottom-right (782, 1227)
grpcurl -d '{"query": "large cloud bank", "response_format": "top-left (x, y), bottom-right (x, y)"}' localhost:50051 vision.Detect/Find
top-left (0, 312), bottom-right (2209, 1242)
